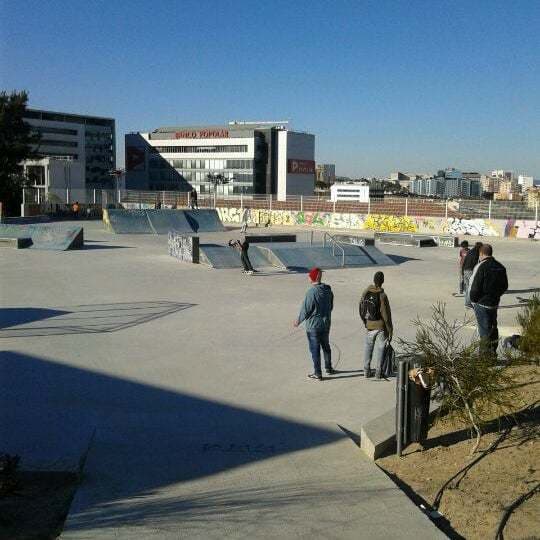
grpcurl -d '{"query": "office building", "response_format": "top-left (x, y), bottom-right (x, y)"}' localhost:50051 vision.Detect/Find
top-left (23, 109), bottom-right (116, 195)
top-left (125, 121), bottom-right (315, 200)
top-left (409, 168), bottom-right (481, 198)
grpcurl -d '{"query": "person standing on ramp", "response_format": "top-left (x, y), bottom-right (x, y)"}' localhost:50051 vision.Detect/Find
top-left (228, 238), bottom-right (255, 274)
top-left (294, 267), bottom-right (336, 380)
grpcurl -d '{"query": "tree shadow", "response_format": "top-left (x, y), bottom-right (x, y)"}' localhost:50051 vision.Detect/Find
top-left (0, 301), bottom-right (194, 338)
top-left (0, 352), bottom-right (345, 533)
top-left (422, 403), bottom-right (540, 451)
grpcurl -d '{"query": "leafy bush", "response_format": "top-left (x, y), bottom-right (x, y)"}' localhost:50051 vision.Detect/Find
top-left (517, 294), bottom-right (540, 365)
top-left (398, 302), bottom-right (519, 454)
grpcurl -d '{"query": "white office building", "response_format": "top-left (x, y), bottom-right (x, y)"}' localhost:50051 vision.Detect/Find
top-left (125, 121), bottom-right (315, 200)
top-left (518, 175), bottom-right (534, 190)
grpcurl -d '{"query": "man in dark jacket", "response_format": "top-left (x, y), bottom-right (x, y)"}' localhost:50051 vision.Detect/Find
top-left (469, 244), bottom-right (508, 353)
top-left (359, 271), bottom-right (393, 379)
top-left (463, 241), bottom-right (483, 307)
top-left (294, 267), bottom-right (335, 380)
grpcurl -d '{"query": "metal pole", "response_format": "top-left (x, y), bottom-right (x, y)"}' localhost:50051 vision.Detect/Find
top-left (213, 192), bottom-right (216, 208)
top-left (488, 200), bottom-right (492, 220)
top-left (93, 189), bottom-right (97, 204)
top-left (240, 193), bottom-right (243, 210)
top-left (310, 230), bottom-right (313, 245)
top-left (368, 197), bottom-right (371, 215)
top-left (333, 200), bottom-right (336, 213)
top-left (187, 191), bottom-right (190, 208)
top-left (445, 200), bottom-right (448, 219)
top-left (300, 195), bottom-right (303, 212)
top-left (536, 201), bottom-right (538, 223)
top-left (269, 194), bottom-right (272, 211)
top-left (405, 197), bottom-right (408, 216)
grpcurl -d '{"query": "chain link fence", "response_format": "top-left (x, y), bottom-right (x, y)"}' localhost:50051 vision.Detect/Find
top-left (19, 187), bottom-right (539, 222)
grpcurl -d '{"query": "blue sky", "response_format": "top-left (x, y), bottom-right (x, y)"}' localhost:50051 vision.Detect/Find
top-left (1, 0), bottom-right (539, 177)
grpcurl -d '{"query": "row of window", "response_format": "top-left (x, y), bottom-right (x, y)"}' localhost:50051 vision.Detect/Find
top-left (24, 110), bottom-right (114, 127)
top-left (33, 126), bottom-right (78, 136)
top-left (149, 170), bottom-right (254, 184)
top-left (152, 145), bottom-right (248, 154)
top-left (37, 152), bottom-right (78, 160)
top-left (164, 159), bottom-right (253, 170)
top-left (40, 139), bottom-right (78, 148)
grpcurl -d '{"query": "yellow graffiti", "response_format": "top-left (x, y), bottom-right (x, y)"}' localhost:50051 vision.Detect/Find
top-left (363, 214), bottom-right (417, 233)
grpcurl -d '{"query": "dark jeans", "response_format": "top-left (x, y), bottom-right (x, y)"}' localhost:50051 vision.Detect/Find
top-left (307, 331), bottom-right (332, 376)
top-left (240, 252), bottom-right (254, 271)
top-left (473, 304), bottom-right (499, 353)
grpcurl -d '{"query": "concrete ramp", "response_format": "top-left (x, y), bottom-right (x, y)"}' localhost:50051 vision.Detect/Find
top-left (106, 209), bottom-right (152, 234)
top-left (184, 209), bottom-right (225, 232)
top-left (146, 210), bottom-right (193, 234)
top-left (105, 209), bottom-right (225, 234)
top-left (0, 224), bottom-right (84, 250)
top-left (256, 242), bottom-right (395, 270)
top-left (199, 244), bottom-right (271, 269)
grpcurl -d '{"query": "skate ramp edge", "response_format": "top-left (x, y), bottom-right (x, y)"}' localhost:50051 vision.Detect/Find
top-left (0, 224), bottom-right (84, 250)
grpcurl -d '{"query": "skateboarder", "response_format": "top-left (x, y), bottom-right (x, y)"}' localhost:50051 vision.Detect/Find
top-left (293, 267), bottom-right (336, 380)
top-left (456, 240), bottom-right (470, 295)
top-left (463, 241), bottom-right (483, 307)
top-left (228, 238), bottom-right (255, 274)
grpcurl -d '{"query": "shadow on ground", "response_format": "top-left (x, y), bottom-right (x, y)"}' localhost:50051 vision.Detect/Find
top-left (0, 352), bottom-right (345, 534)
top-left (0, 301), bottom-right (194, 338)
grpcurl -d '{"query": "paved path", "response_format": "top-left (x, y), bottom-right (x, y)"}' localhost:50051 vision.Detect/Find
top-left (2, 221), bottom-right (537, 538)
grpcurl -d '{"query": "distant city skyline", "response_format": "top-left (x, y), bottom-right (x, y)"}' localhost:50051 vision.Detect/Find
top-left (2, 0), bottom-right (539, 179)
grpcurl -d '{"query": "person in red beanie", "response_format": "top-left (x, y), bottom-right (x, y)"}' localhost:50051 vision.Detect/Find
top-left (294, 267), bottom-right (335, 380)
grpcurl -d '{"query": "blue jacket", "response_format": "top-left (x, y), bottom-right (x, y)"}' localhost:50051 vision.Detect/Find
top-left (298, 283), bottom-right (333, 332)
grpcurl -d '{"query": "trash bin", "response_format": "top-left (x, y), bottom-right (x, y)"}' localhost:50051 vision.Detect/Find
top-left (408, 379), bottom-right (431, 443)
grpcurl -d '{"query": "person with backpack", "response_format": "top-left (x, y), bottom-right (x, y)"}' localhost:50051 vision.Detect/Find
top-left (293, 267), bottom-right (336, 381)
top-left (359, 271), bottom-right (393, 379)
top-left (469, 244), bottom-right (508, 354)
top-left (463, 241), bottom-right (482, 307)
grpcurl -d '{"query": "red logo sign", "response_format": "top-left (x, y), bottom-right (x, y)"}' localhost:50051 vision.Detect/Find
top-left (175, 129), bottom-right (229, 139)
top-left (287, 159), bottom-right (315, 175)
top-left (126, 146), bottom-right (145, 171)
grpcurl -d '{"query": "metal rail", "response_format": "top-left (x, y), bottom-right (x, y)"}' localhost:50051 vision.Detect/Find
top-left (322, 232), bottom-right (345, 267)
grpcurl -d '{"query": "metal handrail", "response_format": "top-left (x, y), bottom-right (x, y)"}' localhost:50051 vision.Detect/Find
top-left (322, 232), bottom-right (345, 267)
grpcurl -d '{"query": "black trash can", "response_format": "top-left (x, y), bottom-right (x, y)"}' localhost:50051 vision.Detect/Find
top-left (407, 380), bottom-right (431, 443)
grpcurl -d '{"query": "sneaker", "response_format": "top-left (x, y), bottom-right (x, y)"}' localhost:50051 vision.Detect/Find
top-left (325, 368), bottom-right (337, 375)
top-left (365, 369), bottom-right (373, 379)
top-left (308, 373), bottom-right (323, 381)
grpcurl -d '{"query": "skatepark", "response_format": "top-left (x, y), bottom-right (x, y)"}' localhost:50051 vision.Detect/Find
top-left (1, 213), bottom-right (538, 539)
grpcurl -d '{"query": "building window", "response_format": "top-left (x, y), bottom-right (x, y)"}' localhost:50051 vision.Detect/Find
top-left (40, 139), bottom-right (78, 147)
top-left (33, 126), bottom-right (78, 136)
top-left (151, 145), bottom-right (248, 154)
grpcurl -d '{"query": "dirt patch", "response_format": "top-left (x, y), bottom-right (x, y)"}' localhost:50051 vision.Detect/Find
top-left (378, 366), bottom-right (540, 540)
top-left (0, 471), bottom-right (78, 540)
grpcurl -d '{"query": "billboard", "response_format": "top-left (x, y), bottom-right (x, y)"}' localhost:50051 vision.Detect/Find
top-left (126, 146), bottom-right (146, 171)
top-left (287, 159), bottom-right (315, 175)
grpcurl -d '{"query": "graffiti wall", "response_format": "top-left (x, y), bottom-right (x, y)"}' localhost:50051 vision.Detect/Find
top-left (217, 207), bottom-right (366, 230)
top-left (505, 219), bottom-right (540, 239)
top-left (216, 207), bottom-right (511, 237)
top-left (168, 233), bottom-right (199, 263)
top-left (443, 217), bottom-right (499, 237)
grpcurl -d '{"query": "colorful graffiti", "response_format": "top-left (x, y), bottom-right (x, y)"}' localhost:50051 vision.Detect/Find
top-left (509, 220), bottom-right (540, 240)
top-left (364, 214), bottom-right (417, 233)
top-left (444, 218), bottom-right (499, 237)
top-left (168, 232), bottom-right (199, 263)
top-left (216, 208), bottom-right (366, 230)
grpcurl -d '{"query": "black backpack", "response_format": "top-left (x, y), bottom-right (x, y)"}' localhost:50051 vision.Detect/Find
top-left (380, 341), bottom-right (396, 377)
top-left (360, 291), bottom-right (381, 321)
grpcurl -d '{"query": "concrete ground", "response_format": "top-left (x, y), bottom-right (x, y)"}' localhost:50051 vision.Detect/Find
top-left (1, 221), bottom-right (538, 539)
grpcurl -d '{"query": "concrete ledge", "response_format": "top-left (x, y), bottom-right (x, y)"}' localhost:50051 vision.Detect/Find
top-left (361, 408), bottom-right (396, 460)
top-left (0, 237), bottom-right (32, 249)
top-left (361, 402), bottom-right (441, 460)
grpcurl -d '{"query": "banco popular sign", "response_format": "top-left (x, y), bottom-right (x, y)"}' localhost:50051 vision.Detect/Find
top-left (287, 159), bottom-right (315, 174)
top-left (175, 129), bottom-right (229, 139)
